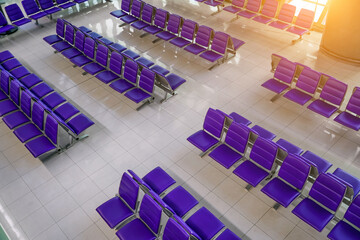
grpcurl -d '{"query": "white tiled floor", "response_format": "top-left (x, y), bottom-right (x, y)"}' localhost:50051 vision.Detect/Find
top-left (0, 0), bottom-right (360, 239)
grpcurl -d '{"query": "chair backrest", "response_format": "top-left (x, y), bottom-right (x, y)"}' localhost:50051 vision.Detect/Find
top-left (64, 24), bottom-right (75, 45)
top-left (163, 218), bottom-right (189, 240)
top-left (232, 0), bottom-right (245, 8)
top-left (180, 19), bottom-right (197, 41)
top-left (195, 25), bottom-right (213, 48)
top-left (123, 59), bottom-right (138, 84)
top-left (45, 114), bottom-right (58, 145)
top-left (250, 137), bottom-right (278, 171)
top-left (5, 4), bottom-right (25, 22)
top-left (141, 4), bottom-right (154, 24)
top-left (32, 101), bottom-right (45, 130)
top-left (118, 172), bottom-right (139, 210)
top-left (345, 87), bottom-right (360, 115)
top-left (139, 195), bottom-right (162, 234)
top-left (333, 168), bottom-right (360, 196)
top-left (245, 0), bottom-right (261, 12)
top-left (319, 77), bottom-right (347, 107)
top-left (39, 0), bottom-right (55, 10)
top-left (296, 67), bottom-right (321, 94)
top-left (278, 154), bottom-right (311, 190)
top-left (211, 32), bottom-right (229, 55)
top-left (0, 71), bottom-right (10, 95)
top-left (0, 11), bottom-right (9, 27)
top-left (277, 3), bottom-right (296, 23)
top-left (74, 30), bottom-right (85, 52)
top-left (10, 80), bottom-right (21, 106)
top-left (95, 44), bottom-right (108, 67)
top-left (203, 108), bottom-right (225, 138)
top-left (83, 37), bottom-right (95, 59)
top-left (22, 0), bottom-right (41, 16)
top-left (294, 9), bottom-right (315, 29)
top-left (260, 0), bottom-right (278, 18)
top-left (274, 58), bottom-right (296, 84)
top-left (167, 14), bottom-right (182, 34)
top-left (121, 0), bottom-right (131, 13)
top-left (139, 68), bottom-right (155, 94)
top-left (153, 9), bottom-right (168, 29)
top-left (109, 51), bottom-right (123, 75)
top-left (225, 121), bottom-right (250, 154)
top-left (20, 90), bottom-right (32, 117)
top-left (309, 173), bottom-right (346, 212)
top-left (344, 194), bottom-right (360, 228)
top-left (130, 0), bottom-right (142, 18)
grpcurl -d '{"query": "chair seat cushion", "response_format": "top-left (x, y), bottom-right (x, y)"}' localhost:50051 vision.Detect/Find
top-left (0, 25), bottom-right (15, 34)
top-left (52, 41), bottom-right (72, 52)
top-left (82, 62), bottom-right (105, 75)
top-left (3, 111), bottom-right (30, 129)
top-left (223, 6), bottom-right (242, 13)
top-left (0, 50), bottom-right (14, 62)
top-left (229, 112), bottom-right (252, 126)
top-left (204, 0), bottom-right (222, 6)
top-left (124, 88), bottom-right (152, 103)
top-left (78, 26), bottom-right (91, 33)
top-left (54, 102), bottom-right (79, 121)
top-left (151, 65), bottom-right (169, 76)
top-left (156, 31), bottom-right (176, 41)
top-left (307, 99), bottom-right (338, 118)
top-left (143, 167), bottom-right (176, 195)
top-left (237, 10), bottom-right (258, 19)
top-left (209, 143), bottom-right (243, 169)
top-left (184, 43), bottom-right (207, 55)
top-left (116, 218), bottom-right (156, 240)
top-left (283, 89), bottom-right (312, 105)
top-left (44, 7), bottom-right (61, 14)
top-left (163, 186), bottom-right (199, 217)
top-left (96, 197), bottom-right (133, 229)
top-left (0, 99), bottom-right (18, 116)
top-left (110, 43), bottom-right (127, 52)
top-left (71, 55), bottom-right (92, 67)
top-left (67, 113), bottom-right (94, 135)
top-left (136, 57), bottom-right (154, 68)
top-left (29, 12), bottom-right (47, 20)
top-left (187, 130), bottom-right (219, 152)
top-left (31, 83), bottom-right (53, 98)
top-left (96, 71), bottom-right (120, 84)
top-left (121, 15), bottom-right (138, 24)
top-left (169, 37), bottom-right (191, 48)
top-left (21, 74), bottom-right (42, 88)
top-left (231, 37), bottom-right (245, 51)
top-left (89, 32), bottom-right (102, 39)
top-left (42, 92), bottom-right (66, 109)
top-left (98, 38), bottom-right (113, 46)
top-left (144, 26), bottom-right (162, 35)
top-left (109, 79), bottom-right (135, 93)
top-left (269, 21), bottom-right (290, 30)
top-left (166, 74), bottom-right (186, 90)
top-left (292, 198), bottom-right (334, 231)
top-left (287, 26), bottom-right (309, 36)
top-left (13, 18), bottom-right (32, 26)
top-left (74, 0), bottom-right (88, 3)
top-left (276, 138), bottom-right (303, 155)
top-left (10, 66), bottom-right (31, 79)
top-left (62, 47), bottom-right (82, 59)
top-left (3, 58), bottom-right (22, 71)
top-left (261, 178), bottom-right (300, 207)
top-left (328, 220), bottom-right (360, 240)
top-left (59, 1), bottom-right (76, 8)
top-left (253, 15), bottom-right (273, 24)
top-left (123, 50), bottom-right (140, 60)
top-left (43, 34), bottom-right (62, 45)
top-left (251, 125), bottom-right (276, 140)
top-left (13, 123), bottom-right (42, 143)
top-left (110, 10), bottom-right (127, 18)
top-left (200, 50), bottom-right (223, 62)
top-left (334, 112), bottom-right (360, 131)
top-left (25, 136), bottom-right (56, 158)
top-left (131, 20), bottom-right (149, 30)
top-left (301, 151), bottom-right (332, 174)
top-left (233, 160), bottom-right (269, 187)
top-left (261, 78), bottom-right (289, 94)
top-left (217, 229), bottom-right (241, 240)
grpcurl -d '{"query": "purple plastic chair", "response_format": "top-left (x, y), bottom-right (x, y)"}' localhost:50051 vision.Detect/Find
top-left (71, 37), bottom-right (95, 67)
top-left (38, 0), bottom-right (61, 15)
top-left (43, 19), bottom-right (65, 45)
top-left (170, 19), bottom-right (197, 48)
top-left (217, 229), bottom-right (242, 240)
top-left (186, 207), bottom-right (225, 240)
top-left (0, 51), bottom-right (14, 63)
top-left (199, 32), bottom-right (229, 68)
top-left (237, 0), bottom-right (261, 19)
top-left (261, 154), bottom-right (311, 207)
top-left (5, 4), bottom-right (31, 26)
top-left (262, 58), bottom-right (297, 94)
top-left (332, 168), bottom-right (360, 196)
top-left (155, 14), bottom-right (182, 41)
top-left (131, 3), bottom-right (154, 30)
top-left (143, 9), bottom-right (168, 35)
top-left (233, 137), bottom-right (278, 187)
top-left (120, 0), bottom-right (142, 24)
top-left (82, 44), bottom-right (108, 75)
top-left (109, 43), bottom-right (127, 53)
top-left (163, 218), bottom-right (189, 240)
top-left (184, 25), bottom-right (213, 55)
top-left (124, 67), bottom-right (155, 109)
top-left (187, 108), bottom-right (225, 153)
top-left (154, 73), bottom-right (186, 102)
top-left (3, 90), bottom-right (32, 129)
top-left (109, 59), bottom-right (138, 94)
top-left (287, 9), bottom-right (315, 37)
top-left (269, 3), bottom-right (296, 30)
top-left (56, 0), bottom-right (75, 9)
top-left (253, 0), bottom-right (278, 24)
top-left (0, 11), bottom-right (16, 34)
top-left (30, 82), bottom-right (54, 99)
top-left (209, 121), bottom-right (250, 169)
top-left (116, 194), bottom-right (162, 240)
top-left (96, 51), bottom-right (123, 84)
top-left (96, 172), bottom-right (139, 228)
top-left (334, 87), bottom-right (360, 130)
top-left (142, 167), bottom-right (176, 195)
top-left (292, 173), bottom-right (347, 231)
top-left (223, 0), bottom-right (245, 14)
top-left (53, 102), bottom-right (79, 121)
top-left (2, 58), bottom-right (22, 71)
top-left (42, 92), bottom-right (66, 109)
top-left (283, 66), bottom-right (321, 105)
top-left (52, 24), bottom-right (74, 52)
top-left (62, 30), bottom-right (85, 59)
top-left (163, 186), bottom-right (198, 218)
top-left (66, 113), bottom-right (94, 136)
top-left (328, 194), bottom-right (360, 240)
top-left (301, 150), bottom-right (332, 174)
top-left (22, 0), bottom-right (48, 23)
top-left (110, 0), bottom-right (131, 18)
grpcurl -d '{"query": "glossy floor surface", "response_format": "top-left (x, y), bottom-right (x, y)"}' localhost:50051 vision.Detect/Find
top-left (0, 0), bottom-right (360, 239)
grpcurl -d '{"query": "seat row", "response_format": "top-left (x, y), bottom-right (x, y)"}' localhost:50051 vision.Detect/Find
top-left (187, 108), bottom-right (360, 238)
top-left (110, 0), bottom-right (245, 70)
top-left (44, 19), bottom-right (186, 105)
top-left (263, 54), bottom-right (360, 131)
top-left (0, 51), bottom-right (94, 142)
top-left (97, 167), bottom-right (242, 240)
